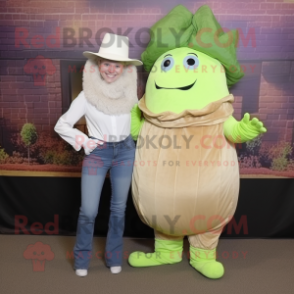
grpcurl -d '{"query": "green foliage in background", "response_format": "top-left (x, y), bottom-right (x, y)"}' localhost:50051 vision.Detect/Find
top-left (20, 123), bottom-right (38, 163)
top-left (42, 149), bottom-right (83, 166)
top-left (0, 145), bottom-right (9, 163)
top-left (20, 123), bottom-right (38, 146)
top-left (270, 142), bottom-right (293, 171)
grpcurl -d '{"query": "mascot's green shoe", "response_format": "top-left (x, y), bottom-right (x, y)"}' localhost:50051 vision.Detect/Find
top-left (190, 246), bottom-right (224, 279)
top-left (128, 239), bottom-right (183, 267)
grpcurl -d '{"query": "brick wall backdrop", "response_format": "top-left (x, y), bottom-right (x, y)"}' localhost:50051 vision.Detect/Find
top-left (0, 0), bottom-right (294, 152)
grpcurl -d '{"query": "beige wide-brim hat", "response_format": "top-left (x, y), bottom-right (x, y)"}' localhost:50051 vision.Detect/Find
top-left (83, 33), bottom-right (143, 66)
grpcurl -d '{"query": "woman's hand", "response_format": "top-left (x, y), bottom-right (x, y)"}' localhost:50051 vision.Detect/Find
top-left (82, 137), bottom-right (101, 155)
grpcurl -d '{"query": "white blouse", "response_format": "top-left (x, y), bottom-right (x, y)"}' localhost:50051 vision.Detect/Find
top-left (54, 91), bottom-right (131, 151)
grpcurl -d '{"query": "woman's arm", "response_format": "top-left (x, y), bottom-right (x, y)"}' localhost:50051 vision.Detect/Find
top-left (54, 92), bottom-right (89, 151)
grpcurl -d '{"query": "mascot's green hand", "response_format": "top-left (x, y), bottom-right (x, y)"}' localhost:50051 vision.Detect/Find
top-left (224, 113), bottom-right (267, 143)
top-left (131, 103), bottom-right (145, 141)
top-left (241, 113), bottom-right (267, 135)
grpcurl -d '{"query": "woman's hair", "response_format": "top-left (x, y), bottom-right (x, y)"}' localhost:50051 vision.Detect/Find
top-left (97, 57), bottom-right (127, 67)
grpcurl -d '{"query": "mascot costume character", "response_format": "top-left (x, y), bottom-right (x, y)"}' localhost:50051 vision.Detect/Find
top-left (129, 5), bottom-right (267, 279)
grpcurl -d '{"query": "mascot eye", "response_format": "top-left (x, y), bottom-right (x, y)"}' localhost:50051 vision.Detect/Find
top-left (42, 65), bottom-right (46, 69)
top-left (161, 57), bottom-right (174, 72)
top-left (34, 65), bottom-right (38, 69)
top-left (183, 55), bottom-right (199, 70)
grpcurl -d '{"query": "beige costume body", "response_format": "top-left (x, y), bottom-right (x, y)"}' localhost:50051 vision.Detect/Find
top-left (132, 94), bottom-right (240, 250)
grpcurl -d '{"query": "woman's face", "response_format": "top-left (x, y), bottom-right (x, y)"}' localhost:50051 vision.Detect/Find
top-left (98, 59), bottom-right (124, 83)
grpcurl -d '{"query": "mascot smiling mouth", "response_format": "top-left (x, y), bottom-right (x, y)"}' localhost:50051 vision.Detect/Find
top-left (155, 80), bottom-right (197, 90)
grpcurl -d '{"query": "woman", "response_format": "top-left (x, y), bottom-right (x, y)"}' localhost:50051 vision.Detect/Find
top-left (54, 33), bottom-right (142, 276)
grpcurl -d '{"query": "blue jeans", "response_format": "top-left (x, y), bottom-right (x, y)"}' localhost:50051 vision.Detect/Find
top-left (73, 135), bottom-right (135, 269)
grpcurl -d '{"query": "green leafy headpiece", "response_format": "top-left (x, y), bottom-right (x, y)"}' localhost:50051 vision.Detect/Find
top-left (141, 5), bottom-right (244, 87)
